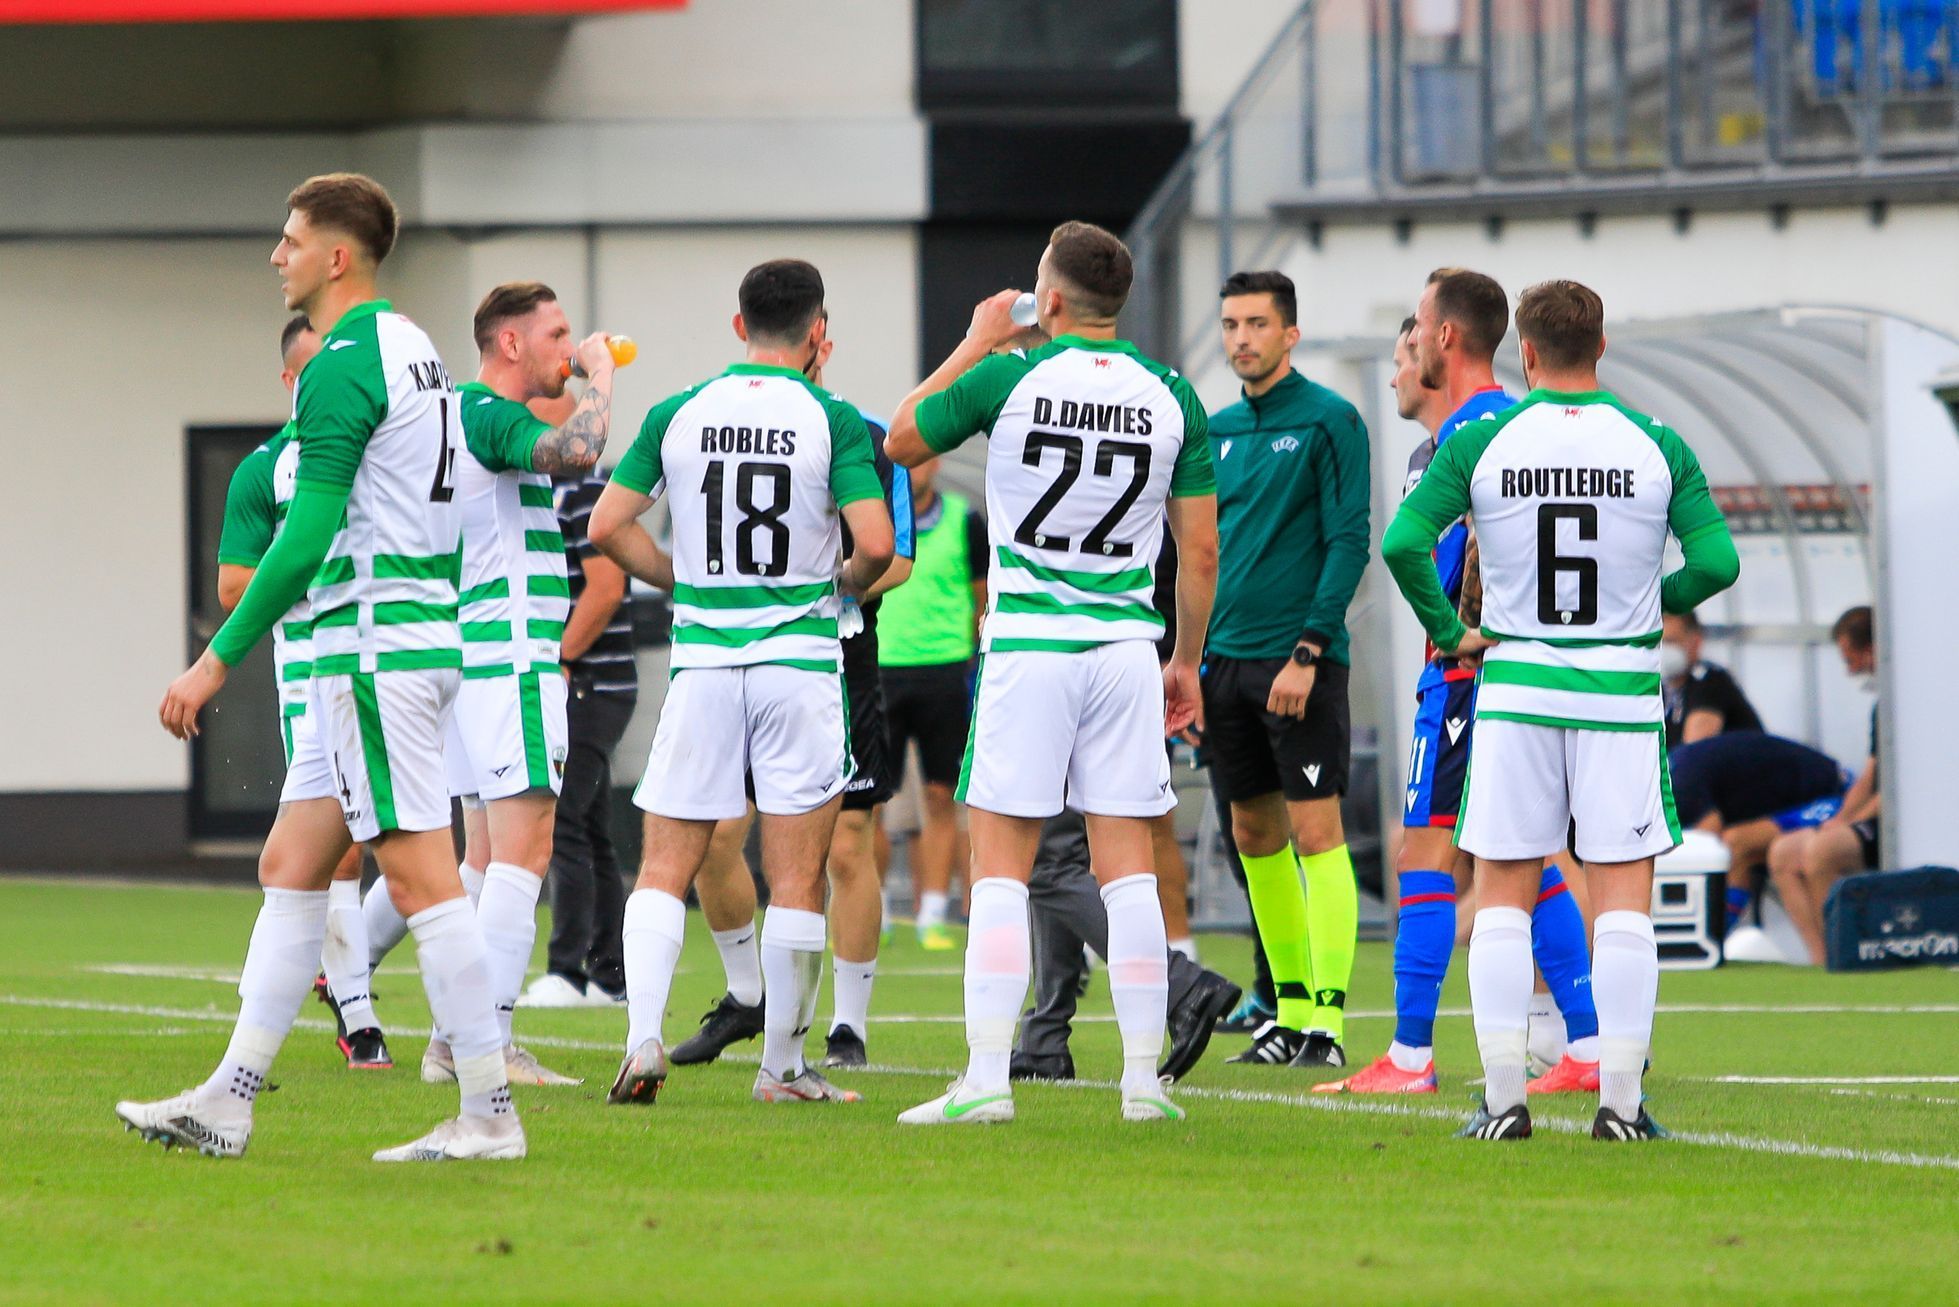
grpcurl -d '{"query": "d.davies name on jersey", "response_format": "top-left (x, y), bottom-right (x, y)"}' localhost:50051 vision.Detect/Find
top-left (700, 426), bottom-right (799, 456)
top-left (1030, 396), bottom-right (1154, 436)
top-left (1500, 466), bottom-right (1636, 499)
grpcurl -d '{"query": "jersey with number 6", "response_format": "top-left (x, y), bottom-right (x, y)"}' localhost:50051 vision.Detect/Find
top-left (1397, 389), bottom-right (1725, 731)
top-left (610, 363), bottom-right (883, 672)
top-left (293, 299), bottom-right (464, 676)
top-left (913, 335), bottom-right (1215, 653)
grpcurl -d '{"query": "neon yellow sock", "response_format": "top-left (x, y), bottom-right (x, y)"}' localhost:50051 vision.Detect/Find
top-left (1300, 843), bottom-right (1358, 1040)
top-left (1238, 846), bottom-right (1313, 1031)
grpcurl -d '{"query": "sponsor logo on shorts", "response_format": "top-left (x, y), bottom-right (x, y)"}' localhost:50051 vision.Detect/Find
top-left (1445, 717), bottom-right (1467, 745)
top-left (1634, 821), bottom-right (1652, 838)
top-left (1303, 764), bottom-right (1322, 787)
top-left (491, 764), bottom-right (513, 778)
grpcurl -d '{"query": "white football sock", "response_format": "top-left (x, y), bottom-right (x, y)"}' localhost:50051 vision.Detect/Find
top-left (362, 875), bottom-right (409, 973)
top-left (1468, 907), bottom-right (1533, 1113)
top-left (1527, 989), bottom-right (1567, 1069)
top-left (322, 878), bottom-right (380, 1034)
top-left (1593, 910), bottom-right (1659, 1118)
top-left (1568, 1034), bottom-right (1600, 1062)
top-left (962, 877), bottom-right (1030, 1094)
top-left (711, 923), bottom-right (764, 1006)
top-left (830, 955), bottom-right (877, 1037)
top-left (459, 862), bottom-right (487, 907)
top-left (1388, 1040), bottom-right (1432, 1072)
top-left (760, 907), bottom-right (826, 1078)
top-left (1168, 937), bottom-right (1199, 963)
top-left (406, 896), bottom-right (510, 1119)
top-left (1101, 873), bottom-right (1170, 1096)
top-left (476, 862), bottom-right (544, 1047)
top-left (200, 888), bottom-right (328, 1110)
top-left (918, 890), bottom-right (949, 930)
top-left (623, 889), bottom-right (686, 1053)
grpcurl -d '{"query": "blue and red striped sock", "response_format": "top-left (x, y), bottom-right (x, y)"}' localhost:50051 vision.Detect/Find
top-left (1391, 871), bottom-right (1457, 1052)
top-left (1531, 865), bottom-right (1598, 1044)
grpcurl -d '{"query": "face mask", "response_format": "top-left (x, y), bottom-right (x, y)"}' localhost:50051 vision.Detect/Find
top-left (1659, 643), bottom-right (1689, 680)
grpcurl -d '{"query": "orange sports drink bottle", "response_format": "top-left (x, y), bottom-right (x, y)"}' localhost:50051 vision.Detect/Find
top-left (562, 335), bottom-right (637, 379)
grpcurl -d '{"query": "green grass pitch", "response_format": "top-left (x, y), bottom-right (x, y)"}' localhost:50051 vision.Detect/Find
top-left (2, 875), bottom-right (1955, 1304)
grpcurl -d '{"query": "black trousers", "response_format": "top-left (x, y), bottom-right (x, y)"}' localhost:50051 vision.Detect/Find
top-left (1017, 809), bottom-right (1207, 1058)
top-left (546, 681), bottom-right (637, 991)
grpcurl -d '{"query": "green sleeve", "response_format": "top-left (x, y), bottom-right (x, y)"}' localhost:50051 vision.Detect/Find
top-left (292, 339), bottom-right (387, 489)
top-left (1167, 376), bottom-right (1216, 497)
top-left (216, 444), bottom-right (277, 566)
top-left (613, 389), bottom-right (692, 496)
top-left (824, 397), bottom-right (883, 507)
top-left (1382, 427), bottom-right (1476, 653)
top-left (1301, 405), bottom-right (1372, 644)
top-left (1654, 425), bottom-right (1740, 613)
top-left (209, 482), bottom-right (348, 667)
top-left (463, 392), bottom-right (552, 474)
top-left (914, 352), bottom-right (1028, 454)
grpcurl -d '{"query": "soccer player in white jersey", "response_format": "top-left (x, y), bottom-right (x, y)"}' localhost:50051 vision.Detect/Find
top-left (885, 221), bottom-right (1219, 1126)
top-left (215, 314), bottom-right (391, 1070)
top-left (1383, 280), bottom-right (1739, 1141)
top-left (132, 173), bottom-right (521, 1162)
top-left (402, 281), bottom-right (619, 1088)
top-left (589, 259), bottom-right (895, 1108)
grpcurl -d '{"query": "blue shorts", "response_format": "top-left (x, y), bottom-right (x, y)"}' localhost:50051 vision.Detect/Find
top-left (1771, 793), bottom-right (1844, 832)
top-left (1403, 675), bottom-right (1478, 829)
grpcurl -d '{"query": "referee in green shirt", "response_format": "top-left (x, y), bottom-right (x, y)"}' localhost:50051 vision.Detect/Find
top-left (1203, 271), bottom-right (1371, 1069)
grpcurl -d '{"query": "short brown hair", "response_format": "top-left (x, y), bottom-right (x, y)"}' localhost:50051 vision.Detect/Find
top-left (286, 172), bottom-right (399, 266)
top-left (473, 281), bottom-right (558, 353)
top-left (1426, 267), bottom-right (1508, 358)
top-left (1832, 604), bottom-right (1874, 650)
top-left (1047, 221), bottom-right (1132, 321)
top-left (1514, 279), bottom-right (1605, 370)
top-left (1220, 270), bottom-right (1297, 327)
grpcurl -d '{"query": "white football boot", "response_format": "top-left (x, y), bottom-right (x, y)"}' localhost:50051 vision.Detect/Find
top-left (606, 1038), bottom-right (669, 1106)
top-left (504, 1045), bottom-right (582, 1086)
top-left (515, 973), bottom-right (588, 1009)
top-left (897, 1076), bottom-right (1014, 1126)
top-left (752, 1065), bottom-right (861, 1103)
top-left (372, 1113), bottom-right (526, 1163)
top-left (421, 1036), bottom-right (457, 1085)
top-left (1120, 1075), bottom-right (1188, 1123)
top-left (115, 1091), bottom-right (252, 1158)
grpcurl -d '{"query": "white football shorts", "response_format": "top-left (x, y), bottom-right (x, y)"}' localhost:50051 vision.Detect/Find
top-left (635, 664), bottom-right (850, 820)
top-left (278, 698), bottom-right (339, 806)
top-left (313, 667), bottom-right (461, 843)
top-left (958, 640), bottom-right (1175, 819)
top-left (1455, 717), bottom-right (1681, 864)
top-left (443, 668), bottom-right (568, 802)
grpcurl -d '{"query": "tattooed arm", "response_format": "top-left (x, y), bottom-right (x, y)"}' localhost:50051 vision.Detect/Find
top-left (529, 334), bottom-right (616, 475)
top-left (1457, 522), bottom-right (1482, 629)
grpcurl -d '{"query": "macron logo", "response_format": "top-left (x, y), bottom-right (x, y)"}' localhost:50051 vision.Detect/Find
top-left (1304, 764), bottom-right (1322, 787)
top-left (1219, 440), bottom-right (1234, 460)
top-left (329, 339), bottom-right (359, 351)
top-left (1445, 718), bottom-right (1467, 745)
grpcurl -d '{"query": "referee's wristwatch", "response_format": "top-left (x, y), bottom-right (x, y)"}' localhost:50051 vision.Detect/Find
top-left (1290, 641), bottom-right (1320, 668)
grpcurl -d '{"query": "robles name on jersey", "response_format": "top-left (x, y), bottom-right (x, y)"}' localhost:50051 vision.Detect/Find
top-left (611, 363), bottom-right (883, 674)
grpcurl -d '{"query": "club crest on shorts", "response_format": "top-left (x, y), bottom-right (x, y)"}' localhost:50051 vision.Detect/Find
top-left (552, 746), bottom-right (568, 779)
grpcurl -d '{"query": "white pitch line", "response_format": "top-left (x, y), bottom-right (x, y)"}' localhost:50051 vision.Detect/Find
top-left (1829, 1088), bottom-right (1959, 1107)
top-left (1703, 1074), bottom-right (1959, 1085)
top-left (8, 992), bottom-right (1958, 1173)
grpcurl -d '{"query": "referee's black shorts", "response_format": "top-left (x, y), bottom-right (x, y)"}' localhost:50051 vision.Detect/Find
top-left (1201, 654), bottom-right (1351, 804)
top-left (841, 631), bottom-right (895, 811)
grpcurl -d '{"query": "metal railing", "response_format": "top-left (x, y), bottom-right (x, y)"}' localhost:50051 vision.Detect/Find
top-left (1127, 0), bottom-right (1959, 371)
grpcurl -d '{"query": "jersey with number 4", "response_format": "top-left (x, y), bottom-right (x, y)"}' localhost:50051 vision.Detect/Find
top-left (610, 363), bottom-right (883, 672)
top-left (1397, 389), bottom-right (1724, 731)
top-left (293, 299), bottom-right (464, 677)
top-left (913, 335), bottom-right (1215, 653)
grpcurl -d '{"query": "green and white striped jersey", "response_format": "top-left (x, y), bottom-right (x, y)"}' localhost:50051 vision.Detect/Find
top-left (1395, 389), bottom-right (1728, 732)
top-left (611, 363), bottom-right (883, 673)
top-left (455, 382), bottom-right (568, 678)
top-left (216, 421), bottom-right (312, 716)
top-left (914, 336), bottom-right (1215, 654)
top-left (293, 299), bottom-right (464, 677)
